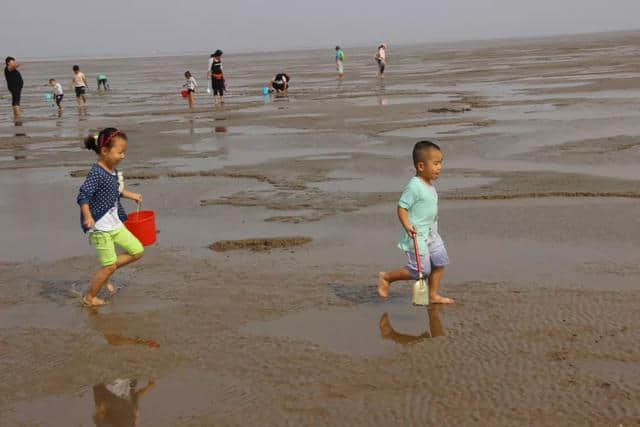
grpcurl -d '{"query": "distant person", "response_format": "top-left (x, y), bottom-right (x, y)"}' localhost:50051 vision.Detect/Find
top-left (77, 127), bottom-right (144, 307)
top-left (97, 73), bottom-right (109, 91)
top-left (375, 43), bottom-right (387, 78)
top-left (48, 78), bottom-right (64, 115)
top-left (335, 46), bottom-right (345, 80)
top-left (183, 71), bottom-right (197, 110)
top-left (72, 65), bottom-right (88, 113)
top-left (377, 140), bottom-right (454, 304)
top-left (270, 73), bottom-right (290, 93)
top-left (207, 50), bottom-right (225, 105)
top-left (4, 56), bottom-right (23, 125)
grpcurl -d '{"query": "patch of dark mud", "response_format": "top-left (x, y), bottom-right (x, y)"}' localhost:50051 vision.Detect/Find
top-left (519, 135), bottom-right (640, 164)
top-left (328, 283), bottom-right (389, 305)
top-left (209, 236), bottom-right (312, 252)
top-left (264, 214), bottom-right (322, 223)
top-left (442, 170), bottom-right (640, 200)
top-left (444, 191), bottom-right (640, 200)
top-left (459, 95), bottom-right (492, 108)
top-left (70, 168), bottom-right (276, 185)
top-left (201, 189), bottom-right (396, 222)
top-left (428, 107), bottom-right (471, 113)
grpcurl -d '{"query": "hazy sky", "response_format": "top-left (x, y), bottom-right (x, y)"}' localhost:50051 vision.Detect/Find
top-left (2, 0), bottom-right (640, 58)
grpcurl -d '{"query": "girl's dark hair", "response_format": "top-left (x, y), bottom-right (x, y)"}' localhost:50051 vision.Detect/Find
top-left (214, 49), bottom-right (223, 57)
top-left (73, 65), bottom-right (80, 71)
top-left (84, 128), bottom-right (127, 153)
top-left (185, 71), bottom-right (192, 78)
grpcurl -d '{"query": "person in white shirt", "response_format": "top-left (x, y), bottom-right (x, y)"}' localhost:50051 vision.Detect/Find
top-left (183, 71), bottom-right (198, 110)
top-left (375, 43), bottom-right (387, 79)
top-left (72, 65), bottom-right (88, 115)
top-left (48, 78), bottom-right (64, 115)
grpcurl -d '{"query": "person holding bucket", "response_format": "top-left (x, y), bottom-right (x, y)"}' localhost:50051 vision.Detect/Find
top-left (77, 127), bottom-right (144, 307)
top-left (377, 140), bottom-right (454, 304)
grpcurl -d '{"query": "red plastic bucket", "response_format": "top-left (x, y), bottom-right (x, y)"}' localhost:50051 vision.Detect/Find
top-left (180, 89), bottom-right (189, 98)
top-left (125, 210), bottom-right (156, 246)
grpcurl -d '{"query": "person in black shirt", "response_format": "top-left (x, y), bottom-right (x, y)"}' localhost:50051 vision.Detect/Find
top-left (270, 73), bottom-right (290, 93)
top-left (4, 56), bottom-right (23, 125)
top-left (207, 49), bottom-right (225, 106)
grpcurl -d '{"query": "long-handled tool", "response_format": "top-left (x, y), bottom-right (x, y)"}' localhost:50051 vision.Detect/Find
top-left (411, 232), bottom-right (429, 306)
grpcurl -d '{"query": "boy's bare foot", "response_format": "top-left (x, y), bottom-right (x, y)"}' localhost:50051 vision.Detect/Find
top-left (83, 295), bottom-right (107, 307)
top-left (430, 294), bottom-right (455, 304)
top-left (377, 272), bottom-right (390, 298)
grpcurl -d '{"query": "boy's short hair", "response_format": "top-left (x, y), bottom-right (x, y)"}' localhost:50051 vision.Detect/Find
top-left (5, 56), bottom-right (15, 65)
top-left (49, 78), bottom-right (55, 83)
top-left (335, 46), bottom-right (340, 50)
top-left (73, 65), bottom-right (80, 71)
top-left (412, 140), bottom-right (441, 167)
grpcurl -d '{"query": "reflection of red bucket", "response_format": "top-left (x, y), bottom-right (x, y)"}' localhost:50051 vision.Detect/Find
top-left (125, 210), bottom-right (156, 246)
top-left (180, 89), bottom-right (189, 98)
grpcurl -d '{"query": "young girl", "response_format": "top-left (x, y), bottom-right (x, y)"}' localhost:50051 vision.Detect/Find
top-left (183, 71), bottom-right (197, 110)
top-left (77, 127), bottom-right (144, 307)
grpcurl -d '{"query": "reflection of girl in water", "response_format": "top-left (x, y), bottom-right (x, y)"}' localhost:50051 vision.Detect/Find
top-left (93, 378), bottom-right (155, 427)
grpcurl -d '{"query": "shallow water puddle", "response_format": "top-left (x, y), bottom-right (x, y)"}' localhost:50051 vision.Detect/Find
top-left (312, 171), bottom-right (497, 193)
top-left (4, 373), bottom-right (221, 426)
top-left (26, 140), bottom-right (79, 152)
top-left (349, 94), bottom-right (458, 106)
top-left (162, 125), bottom-right (313, 137)
top-left (382, 122), bottom-right (493, 138)
top-left (242, 293), bottom-right (446, 357)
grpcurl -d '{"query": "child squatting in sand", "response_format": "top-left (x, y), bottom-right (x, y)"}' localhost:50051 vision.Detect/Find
top-left (77, 128), bottom-right (144, 307)
top-left (378, 140), bottom-right (454, 304)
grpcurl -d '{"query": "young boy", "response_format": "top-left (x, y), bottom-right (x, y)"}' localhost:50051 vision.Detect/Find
top-left (72, 65), bottom-right (88, 113)
top-left (97, 73), bottom-right (109, 91)
top-left (335, 46), bottom-right (345, 80)
top-left (377, 140), bottom-right (454, 304)
top-left (48, 78), bottom-right (64, 114)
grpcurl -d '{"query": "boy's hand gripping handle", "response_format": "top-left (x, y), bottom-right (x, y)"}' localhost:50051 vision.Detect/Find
top-left (411, 231), bottom-right (423, 278)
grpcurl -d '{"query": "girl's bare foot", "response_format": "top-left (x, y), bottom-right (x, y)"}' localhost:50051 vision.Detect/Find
top-left (83, 295), bottom-right (107, 307)
top-left (430, 294), bottom-right (454, 304)
top-left (377, 272), bottom-right (390, 298)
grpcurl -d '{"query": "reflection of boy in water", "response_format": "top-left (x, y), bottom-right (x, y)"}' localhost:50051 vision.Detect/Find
top-left (379, 306), bottom-right (445, 345)
top-left (93, 378), bottom-right (155, 427)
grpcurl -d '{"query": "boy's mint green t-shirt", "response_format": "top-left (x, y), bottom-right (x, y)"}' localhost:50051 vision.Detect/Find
top-left (397, 176), bottom-right (438, 254)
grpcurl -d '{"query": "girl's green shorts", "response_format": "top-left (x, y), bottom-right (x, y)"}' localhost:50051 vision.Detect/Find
top-left (90, 226), bottom-right (144, 267)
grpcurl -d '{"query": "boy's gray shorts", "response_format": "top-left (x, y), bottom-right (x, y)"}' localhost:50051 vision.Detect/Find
top-left (406, 230), bottom-right (449, 279)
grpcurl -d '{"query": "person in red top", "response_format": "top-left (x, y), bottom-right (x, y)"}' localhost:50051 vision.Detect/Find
top-left (4, 56), bottom-right (23, 125)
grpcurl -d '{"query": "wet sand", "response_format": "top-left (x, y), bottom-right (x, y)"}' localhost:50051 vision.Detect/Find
top-left (2, 31), bottom-right (640, 425)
